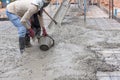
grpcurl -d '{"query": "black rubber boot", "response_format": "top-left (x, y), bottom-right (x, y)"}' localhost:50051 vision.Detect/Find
top-left (25, 33), bottom-right (32, 48)
top-left (36, 28), bottom-right (41, 39)
top-left (19, 37), bottom-right (25, 54)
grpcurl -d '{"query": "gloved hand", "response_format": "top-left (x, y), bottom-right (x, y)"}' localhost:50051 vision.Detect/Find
top-left (42, 27), bottom-right (48, 36)
top-left (28, 28), bottom-right (35, 38)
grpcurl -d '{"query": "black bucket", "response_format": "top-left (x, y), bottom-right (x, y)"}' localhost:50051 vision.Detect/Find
top-left (39, 35), bottom-right (54, 51)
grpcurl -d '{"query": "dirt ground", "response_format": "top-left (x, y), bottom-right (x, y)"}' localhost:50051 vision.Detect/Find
top-left (0, 5), bottom-right (120, 80)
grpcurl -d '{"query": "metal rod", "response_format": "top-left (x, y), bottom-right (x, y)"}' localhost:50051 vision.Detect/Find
top-left (43, 9), bottom-right (58, 25)
top-left (112, 0), bottom-right (114, 19)
top-left (84, 0), bottom-right (87, 22)
top-left (77, 0), bottom-right (81, 8)
top-left (109, 0), bottom-right (111, 18)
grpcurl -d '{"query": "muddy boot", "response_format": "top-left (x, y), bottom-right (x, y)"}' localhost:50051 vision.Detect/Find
top-left (19, 37), bottom-right (25, 54)
top-left (25, 34), bottom-right (32, 48)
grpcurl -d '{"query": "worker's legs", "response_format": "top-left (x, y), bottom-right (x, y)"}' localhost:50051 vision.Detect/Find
top-left (30, 13), bottom-right (41, 39)
top-left (6, 10), bottom-right (27, 53)
top-left (25, 31), bottom-right (32, 48)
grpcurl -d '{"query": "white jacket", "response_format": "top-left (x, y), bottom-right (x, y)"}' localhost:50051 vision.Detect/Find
top-left (6, 0), bottom-right (50, 29)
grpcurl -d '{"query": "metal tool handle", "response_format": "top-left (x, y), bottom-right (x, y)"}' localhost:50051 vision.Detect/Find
top-left (43, 9), bottom-right (58, 25)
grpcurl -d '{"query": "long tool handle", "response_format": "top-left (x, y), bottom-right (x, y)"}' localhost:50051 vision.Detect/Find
top-left (43, 9), bottom-right (58, 25)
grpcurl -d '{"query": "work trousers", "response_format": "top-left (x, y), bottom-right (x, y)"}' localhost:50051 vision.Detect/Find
top-left (6, 10), bottom-right (27, 37)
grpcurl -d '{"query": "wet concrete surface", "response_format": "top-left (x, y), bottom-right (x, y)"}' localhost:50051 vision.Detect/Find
top-left (0, 5), bottom-right (120, 80)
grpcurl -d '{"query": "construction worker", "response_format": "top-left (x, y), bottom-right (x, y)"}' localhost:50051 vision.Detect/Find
top-left (27, 1), bottom-right (51, 48)
top-left (6, 0), bottom-right (51, 53)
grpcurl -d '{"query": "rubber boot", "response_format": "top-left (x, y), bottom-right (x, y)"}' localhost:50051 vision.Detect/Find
top-left (25, 34), bottom-right (32, 48)
top-left (19, 37), bottom-right (25, 54)
top-left (36, 28), bottom-right (41, 39)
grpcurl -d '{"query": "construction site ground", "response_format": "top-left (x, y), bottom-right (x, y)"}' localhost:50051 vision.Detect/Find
top-left (0, 5), bottom-right (120, 80)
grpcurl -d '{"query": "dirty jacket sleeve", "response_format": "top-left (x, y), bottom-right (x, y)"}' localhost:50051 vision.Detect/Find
top-left (20, 5), bottom-right (38, 29)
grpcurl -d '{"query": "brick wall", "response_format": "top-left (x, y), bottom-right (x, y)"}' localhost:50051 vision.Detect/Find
top-left (100, 0), bottom-right (120, 8)
top-left (114, 0), bottom-right (120, 8)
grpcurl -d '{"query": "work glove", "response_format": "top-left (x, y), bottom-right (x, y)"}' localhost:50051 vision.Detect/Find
top-left (42, 27), bottom-right (48, 36)
top-left (28, 28), bottom-right (35, 38)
